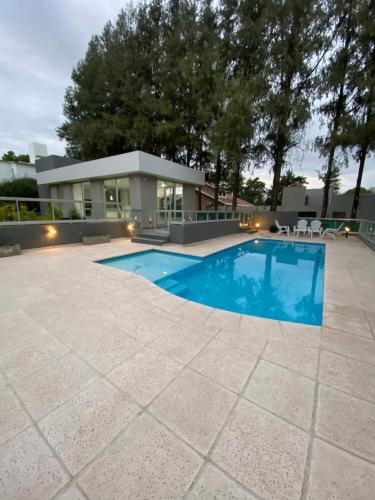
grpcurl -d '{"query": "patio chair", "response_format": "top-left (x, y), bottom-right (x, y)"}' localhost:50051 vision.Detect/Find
top-left (275, 219), bottom-right (290, 236)
top-left (293, 219), bottom-right (308, 237)
top-left (310, 220), bottom-right (322, 238)
top-left (320, 222), bottom-right (344, 240)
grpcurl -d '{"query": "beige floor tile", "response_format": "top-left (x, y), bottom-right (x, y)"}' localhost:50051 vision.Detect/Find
top-left (120, 309), bottom-right (177, 343)
top-left (150, 329), bottom-right (210, 365)
top-left (244, 360), bottom-right (315, 430)
top-left (0, 371), bottom-right (7, 389)
top-left (307, 438), bottom-right (375, 500)
top-left (319, 350), bottom-right (375, 402)
top-left (211, 399), bottom-right (309, 500)
top-left (316, 385), bottom-right (375, 462)
top-left (321, 327), bottom-right (375, 365)
top-left (324, 302), bottom-right (368, 321)
top-left (0, 386), bottom-right (31, 445)
top-left (324, 311), bottom-right (373, 338)
top-left (241, 315), bottom-right (283, 339)
top-left (0, 320), bottom-right (50, 356)
top-left (0, 335), bottom-right (70, 382)
top-left (187, 462), bottom-right (256, 499)
top-left (0, 426), bottom-right (69, 499)
top-left (263, 341), bottom-right (319, 379)
top-left (39, 378), bottom-right (139, 475)
top-left (14, 353), bottom-right (98, 420)
top-left (190, 339), bottom-right (257, 393)
top-left (55, 485), bottom-right (86, 500)
top-left (150, 369), bottom-right (236, 454)
top-left (280, 322), bottom-right (321, 347)
top-left (217, 329), bottom-right (267, 356)
top-left (0, 309), bottom-right (35, 331)
top-left (107, 347), bottom-right (182, 406)
top-left (78, 413), bottom-right (202, 499)
top-left (205, 308), bottom-right (242, 332)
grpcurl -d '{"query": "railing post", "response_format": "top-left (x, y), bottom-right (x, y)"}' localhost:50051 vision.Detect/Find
top-left (15, 199), bottom-right (20, 223)
top-left (51, 200), bottom-right (55, 222)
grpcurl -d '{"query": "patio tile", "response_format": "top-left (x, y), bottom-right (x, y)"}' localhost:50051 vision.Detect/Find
top-left (150, 329), bottom-right (210, 365)
top-left (121, 310), bottom-right (177, 343)
top-left (107, 347), bottom-right (182, 406)
top-left (244, 360), bottom-right (315, 430)
top-left (321, 327), bottom-right (375, 365)
top-left (53, 327), bottom-right (144, 374)
top-left (263, 341), bottom-right (319, 379)
top-left (55, 485), bottom-right (86, 500)
top-left (14, 353), bottom-right (98, 420)
top-left (217, 329), bottom-right (267, 356)
top-left (173, 301), bottom-right (212, 328)
top-left (39, 378), bottom-right (140, 475)
top-left (319, 350), bottom-right (375, 402)
top-left (316, 385), bottom-right (375, 462)
top-left (241, 315), bottom-right (283, 339)
top-left (0, 309), bottom-right (35, 331)
top-left (324, 311), bottom-right (373, 338)
top-left (0, 426), bottom-right (69, 499)
top-left (205, 308), bottom-right (242, 332)
top-left (211, 399), bottom-right (309, 500)
top-left (0, 319), bottom-right (50, 356)
top-left (78, 413), bottom-right (202, 499)
top-left (190, 339), bottom-right (257, 393)
top-left (307, 438), bottom-right (375, 500)
top-left (150, 369), bottom-right (236, 454)
top-left (324, 302), bottom-right (368, 321)
top-left (280, 322), bottom-right (321, 347)
top-left (187, 462), bottom-right (256, 499)
top-left (0, 371), bottom-right (7, 389)
top-left (0, 386), bottom-right (31, 445)
top-left (0, 334), bottom-right (70, 382)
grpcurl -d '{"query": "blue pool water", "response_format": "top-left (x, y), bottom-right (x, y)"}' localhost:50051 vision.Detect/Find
top-left (98, 239), bottom-right (325, 325)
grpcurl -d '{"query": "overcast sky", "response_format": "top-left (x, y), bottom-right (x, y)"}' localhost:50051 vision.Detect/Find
top-left (1, 0), bottom-right (374, 192)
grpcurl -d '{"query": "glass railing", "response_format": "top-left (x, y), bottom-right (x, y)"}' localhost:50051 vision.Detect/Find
top-left (154, 210), bottom-right (241, 226)
top-left (359, 220), bottom-right (375, 245)
top-left (0, 196), bottom-right (142, 224)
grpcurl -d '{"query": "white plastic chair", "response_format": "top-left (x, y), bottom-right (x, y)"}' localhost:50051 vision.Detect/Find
top-left (321, 223), bottom-right (344, 240)
top-left (293, 219), bottom-right (308, 237)
top-left (275, 219), bottom-right (290, 236)
top-left (310, 220), bottom-right (322, 238)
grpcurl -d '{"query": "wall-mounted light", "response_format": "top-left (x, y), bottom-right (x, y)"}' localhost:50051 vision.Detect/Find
top-left (127, 223), bottom-right (134, 232)
top-left (255, 223), bottom-right (260, 230)
top-left (345, 226), bottom-right (350, 238)
top-left (46, 226), bottom-right (57, 239)
top-left (148, 216), bottom-right (152, 225)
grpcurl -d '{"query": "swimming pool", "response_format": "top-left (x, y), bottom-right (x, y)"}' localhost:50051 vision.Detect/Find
top-left (98, 239), bottom-right (325, 325)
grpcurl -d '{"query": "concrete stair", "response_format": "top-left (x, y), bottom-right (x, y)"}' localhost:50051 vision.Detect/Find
top-left (131, 230), bottom-right (169, 246)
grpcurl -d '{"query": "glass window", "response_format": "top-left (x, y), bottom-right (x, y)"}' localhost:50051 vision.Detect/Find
top-left (157, 180), bottom-right (183, 211)
top-left (103, 177), bottom-right (130, 218)
top-left (72, 182), bottom-right (91, 218)
top-left (117, 178), bottom-right (130, 208)
top-left (104, 179), bottom-right (116, 203)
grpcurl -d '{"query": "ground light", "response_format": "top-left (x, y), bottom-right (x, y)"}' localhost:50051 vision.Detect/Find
top-left (255, 223), bottom-right (260, 230)
top-left (127, 222), bottom-right (134, 232)
top-left (46, 226), bottom-right (57, 239)
top-left (345, 226), bottom-right (350, 238)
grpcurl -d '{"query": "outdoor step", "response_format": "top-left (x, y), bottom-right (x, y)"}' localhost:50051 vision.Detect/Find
top-left (131, 236), bottom-right (167, 246)
top-left (168, 283), bottom-right (188, 295)
top-left (136, 231), bottom-right (169, 240)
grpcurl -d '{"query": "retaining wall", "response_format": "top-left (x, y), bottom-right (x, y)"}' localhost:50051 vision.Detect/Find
top-left (169, 220), bottom-right (239, 245)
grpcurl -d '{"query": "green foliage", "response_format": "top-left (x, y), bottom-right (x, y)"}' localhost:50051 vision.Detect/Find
top-left (344, 186), bottom-right (371, 195)
top-left (0, 177), bottom-right (38, 198)
top-left (318, 165), bottom-right (341, 193)
top-left (265, 169), bottom-right (308, 205)
top-left (269, 224), bottom-right (278, 233)
top-left (240, 177), bottom-right (267, 205)
top-left (1, 151), bottom-right (30, 162)
top-left (69, 207), bottom-right (81, 219)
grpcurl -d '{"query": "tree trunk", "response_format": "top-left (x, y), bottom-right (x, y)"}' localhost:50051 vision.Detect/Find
top-left (321, 144), bottom-right (336, 218)
top-left (350, 145), bottom-right (368, 218)
top-left (213, 152), bottom-right (221, 211)
top-left (232, 160), bottom-right (241, 210)
top-left (270, 146), bottom-right (284, 211)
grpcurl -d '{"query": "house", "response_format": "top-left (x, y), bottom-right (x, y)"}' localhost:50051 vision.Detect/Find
top-left (35, 150), bottom-right (205, 226)
top-left (0, 143), bottom-right (48, 183)
top-left (281, 186), bottom-right (375, 220)
top-left (196, 183), bottom-right (254, 212)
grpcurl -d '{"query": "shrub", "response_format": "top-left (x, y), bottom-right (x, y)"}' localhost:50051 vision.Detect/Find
top-left (0, 177), bottom-right (38, 197)
top-left (69, 207), bottom-right (81, 219)
top-left (269, 224), bottom-right (278, 233)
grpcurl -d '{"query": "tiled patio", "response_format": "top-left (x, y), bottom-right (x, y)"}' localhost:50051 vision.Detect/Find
top-left (0, 232), bottom-right (374, 499)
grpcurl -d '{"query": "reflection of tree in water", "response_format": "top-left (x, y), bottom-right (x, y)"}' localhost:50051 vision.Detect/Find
top-left (294, 248), bottom-right (324, 324)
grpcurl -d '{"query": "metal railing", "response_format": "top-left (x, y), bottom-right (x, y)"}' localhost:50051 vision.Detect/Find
top-left (0, 196), bottom-right (142, 224)
top-left (154, 210), bottom-right (241, 228)
top-left (359, 219), bottom-right (375, 245)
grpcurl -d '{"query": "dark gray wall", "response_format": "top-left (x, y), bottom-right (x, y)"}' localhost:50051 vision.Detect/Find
top-left (35, 155), bottom-right (82, 173)
top-left (329, 193), bottom-right (375, 220)
top-left (169, 220), bottom-right (239, 244)
top-left (0, 221), bottom-right (131, 250)
top-left (250, 211), bottom-right (298, 229)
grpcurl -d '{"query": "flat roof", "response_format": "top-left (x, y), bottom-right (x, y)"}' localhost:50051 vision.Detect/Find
top-left (36, 151), bottom-right (205, 186)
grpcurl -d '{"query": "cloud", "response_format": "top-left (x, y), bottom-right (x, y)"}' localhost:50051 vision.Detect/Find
top-left (1, 0), bottom-right (374, 192)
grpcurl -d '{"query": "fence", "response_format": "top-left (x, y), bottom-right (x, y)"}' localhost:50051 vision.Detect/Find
top-left (0, 196), bottom-right (142, 224)
top-left (359, 220), bottom-right (375, 246)
top-left (154, 210), bottom-right (244, 228)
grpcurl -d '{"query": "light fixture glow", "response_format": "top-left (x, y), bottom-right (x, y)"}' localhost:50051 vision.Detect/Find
top-left (255, 223), bottom-right (260, 229)
top-left (127, 223), bottom-right (134, 231)
top-left (46, 226), bottom-right (57, 239)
